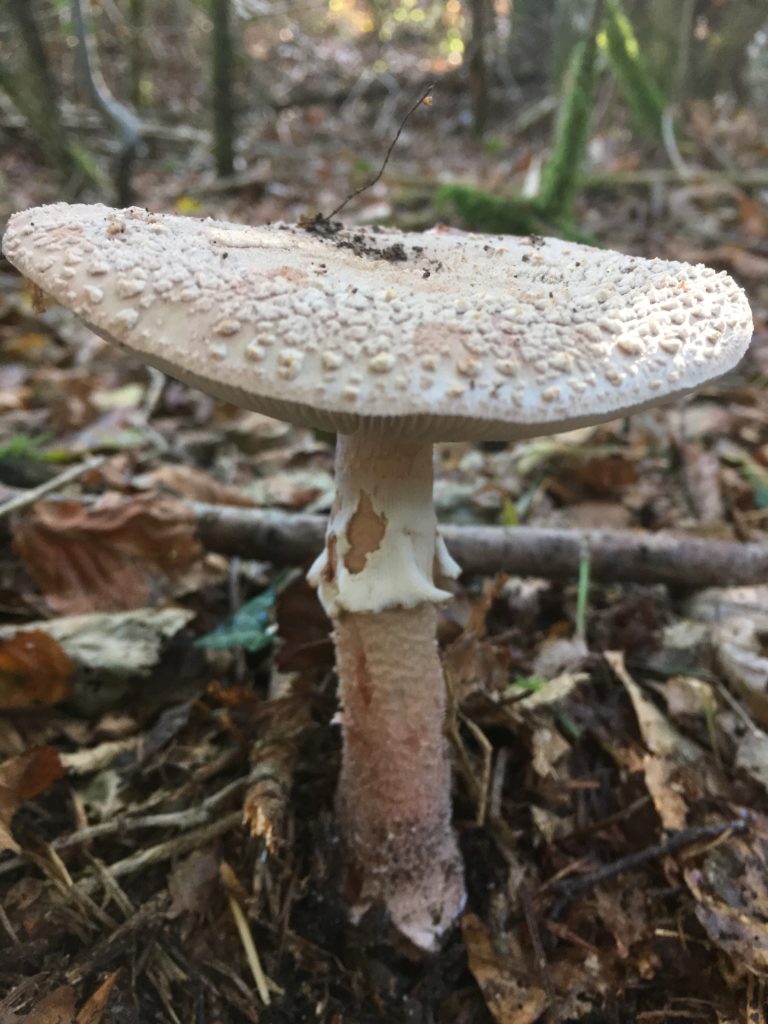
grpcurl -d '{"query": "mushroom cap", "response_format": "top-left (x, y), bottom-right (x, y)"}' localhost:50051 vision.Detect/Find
top-left (2, 203), bottom-right (753, 442)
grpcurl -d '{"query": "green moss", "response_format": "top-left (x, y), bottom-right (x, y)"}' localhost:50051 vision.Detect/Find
top-left (433, 1), bottom-right (608, 241)
top-left (434, 183), bottom-right (598, 244)
top-left (435, 185), bottom-right (547, 236)
top-left (600, 0), bottom-right (667, 137)
top-left (537, 33), bottom-right (598, 223)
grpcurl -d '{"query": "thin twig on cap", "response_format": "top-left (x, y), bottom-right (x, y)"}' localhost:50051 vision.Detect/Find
top-left (323, 81), bottom-right (435, 223)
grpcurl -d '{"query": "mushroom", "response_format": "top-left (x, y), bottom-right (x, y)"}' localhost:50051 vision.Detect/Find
top-left (2, 203), bottom-right (753, 949)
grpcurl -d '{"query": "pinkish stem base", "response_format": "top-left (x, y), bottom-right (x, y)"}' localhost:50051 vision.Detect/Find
top-left (333, 603), bottom-right (465, 949)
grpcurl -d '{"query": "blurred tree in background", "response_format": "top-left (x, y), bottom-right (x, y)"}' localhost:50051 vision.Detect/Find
top-left (0, 0), bottom-right (765, 224)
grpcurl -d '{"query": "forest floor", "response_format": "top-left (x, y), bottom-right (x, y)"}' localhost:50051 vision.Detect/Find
top-left (1, 28), bottom-right (768, 1024)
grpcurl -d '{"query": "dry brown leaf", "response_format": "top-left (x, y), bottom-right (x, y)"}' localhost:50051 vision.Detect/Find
top-left (0, 607), bottom-right (195, 681)
top-left (167, 849), bottom-right (219, 918)
top-left (606, 651), bottom-right (701, 764)
top-left (715, 616), bottom-right (768, 728)
top-left (141, 464), bottom-right (256, 506)
top-left (564, 501), bottom-right (632, 530)
top-left (642, 755), bottom-right (688, 831)
top-left (1, 987), bottom-right (76, 1024)
top-left (0, 747), bottom-right (65, 852)
top-left (443, 633), bottom-right (510, 702)
top-left (224, 410), bottom-right (292, 453)
top-left (607, 652), bottom-right (703, 822)
top-left (594, 880), bottom-right (651, 959)
top-left (75, 972), bottom-right (120, 1024)
top-left (681, 443), bottom-right (725, 524)
top-left (666, 239), bottom-right (768, 281)
top-left (530, 722), bottom-right (571, 780)
top-left (0, 630), bottom-right (74, 708)
top-left (13, 493), bottom-right (202, 614)
top-left (561, 452), bottom-right (638, 494)
top-left (738, 195), bottom-right (768, 237)
top-left (462, 913), bottom-right (547, 1024)
top-left (683, 817), bottom-right (768, 976)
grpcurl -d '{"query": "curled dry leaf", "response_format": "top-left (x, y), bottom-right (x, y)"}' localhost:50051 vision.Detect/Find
top-left (680, 442), bottom-right (725, 526)
top-left (139, 463), bottom-right (257, 507)
top-left (642, 755), bottom-right (688, 831)
top-left (734, 728), bottom-right (768, 794)
top-left (0, 985), bottom-right (76, 1024)
top-left (167, 848), bottom-right (219, 918)
top-left (606, 651), bottom-right (701, 763)
top-left (0, 630), bottom-right (74, 709)
top-left (74, 971), bottom-right (120, 1024)
top-left (462, 914), bottom-right (547, 1024)
top-left (665, 238), bottom-right (768, 281)
top-left (683, 585), bottom-right (768, 725)
top-left (0, 607), bottom-right (195, 681)
top-left (0, 746), bottom-right (65, 852)
top-left (607, 652), bottom-right (702, 826)
top-left (13, 493), bottom-right (202, 614)
top-left (683, 816), bottom-right (768, 976)
top-left (715, 616), bottom-right (768, 729)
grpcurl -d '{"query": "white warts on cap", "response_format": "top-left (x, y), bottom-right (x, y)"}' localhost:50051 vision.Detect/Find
top-left (1, 203), bottom-right (754, 444)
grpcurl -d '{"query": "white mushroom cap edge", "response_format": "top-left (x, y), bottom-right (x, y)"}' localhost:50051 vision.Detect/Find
top-left (1, 203), bottom-right (754, 445)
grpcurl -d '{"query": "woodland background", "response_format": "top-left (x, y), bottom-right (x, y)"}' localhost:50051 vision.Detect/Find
top-left (1, 1), bottom-right (768, 1022)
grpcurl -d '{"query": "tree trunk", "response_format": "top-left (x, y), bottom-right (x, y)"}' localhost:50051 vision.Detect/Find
top-left (71, 0), bottom-right (140, 206)
top-left (636, 0), bottom-right (767, 99)
top-left (466, 0), bottom-right (491, 136)
top-left (210, 0), bottom-right (235, 177)
top-left (689, 0), bottom-right (767, 99)
top-left (129, 0), bottom-right (146, 109)
top-left (4, 0), bottom-right (81, 179)
top-left (505, 0), bottom-right (559, 84)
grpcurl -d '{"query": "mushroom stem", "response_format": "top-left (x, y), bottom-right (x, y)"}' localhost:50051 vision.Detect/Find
top-left (335, 605), bottom-right (465, 949)
top-left (309, 433), bottom-right (465, 949)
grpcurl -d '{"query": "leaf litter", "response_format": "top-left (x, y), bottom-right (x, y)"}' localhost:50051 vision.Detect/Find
top-left (0, 53), bottom-right (767, 1024)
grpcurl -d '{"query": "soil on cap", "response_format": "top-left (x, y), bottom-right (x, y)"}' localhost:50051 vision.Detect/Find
top-left (303, 214), bottom-right (409, 263)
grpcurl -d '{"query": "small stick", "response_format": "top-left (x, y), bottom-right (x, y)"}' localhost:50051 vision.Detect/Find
top-left (227, 893), bottom-right (271, 1006)
top-left (52, 767), bottom-right (247, 848)
top-left (189, 502), bottom-right (768, 589)
top-left (0, 901), bottom-right (19, 945)
top-left (546, 818), bottom-right (748, 910)
top-left (323, 82), bottom-right (435, 223)
top-left (520, 884), bottom-right (556, 1009)
top-left (7, 496), bottom-right (768, 589)
top-left (563, 793), bottom-right (651, 841)
top-left (488, 747), bottom-right (509, 821)
top-left (460, 712), bottom-right (493, 827)
top-left (575, 534), bottom-right (591, 642)
top-left (0, 455), bottom-right (104, 519)
top-left (73, 811), bottom-right (243, 896)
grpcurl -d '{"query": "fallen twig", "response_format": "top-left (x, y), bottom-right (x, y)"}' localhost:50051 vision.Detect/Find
top-left (53, 771), bottom-right (253, 849)
top-left (191, 502), bottom-right (768, 589)
top-left (226, 892), bottom-right (271, 1006)
top-left (520, 884), bottom-right (556, 1008)
top-left (545, 817), bottom-right (748, 913)
top-left (4, 493), bottom-right (766, 587)
top-left (75, 811), bottom-right (242, 897)
top-left (583, 168), bottom-right (768, 190)
top-left (0, 456), bottom-right (104, 520)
